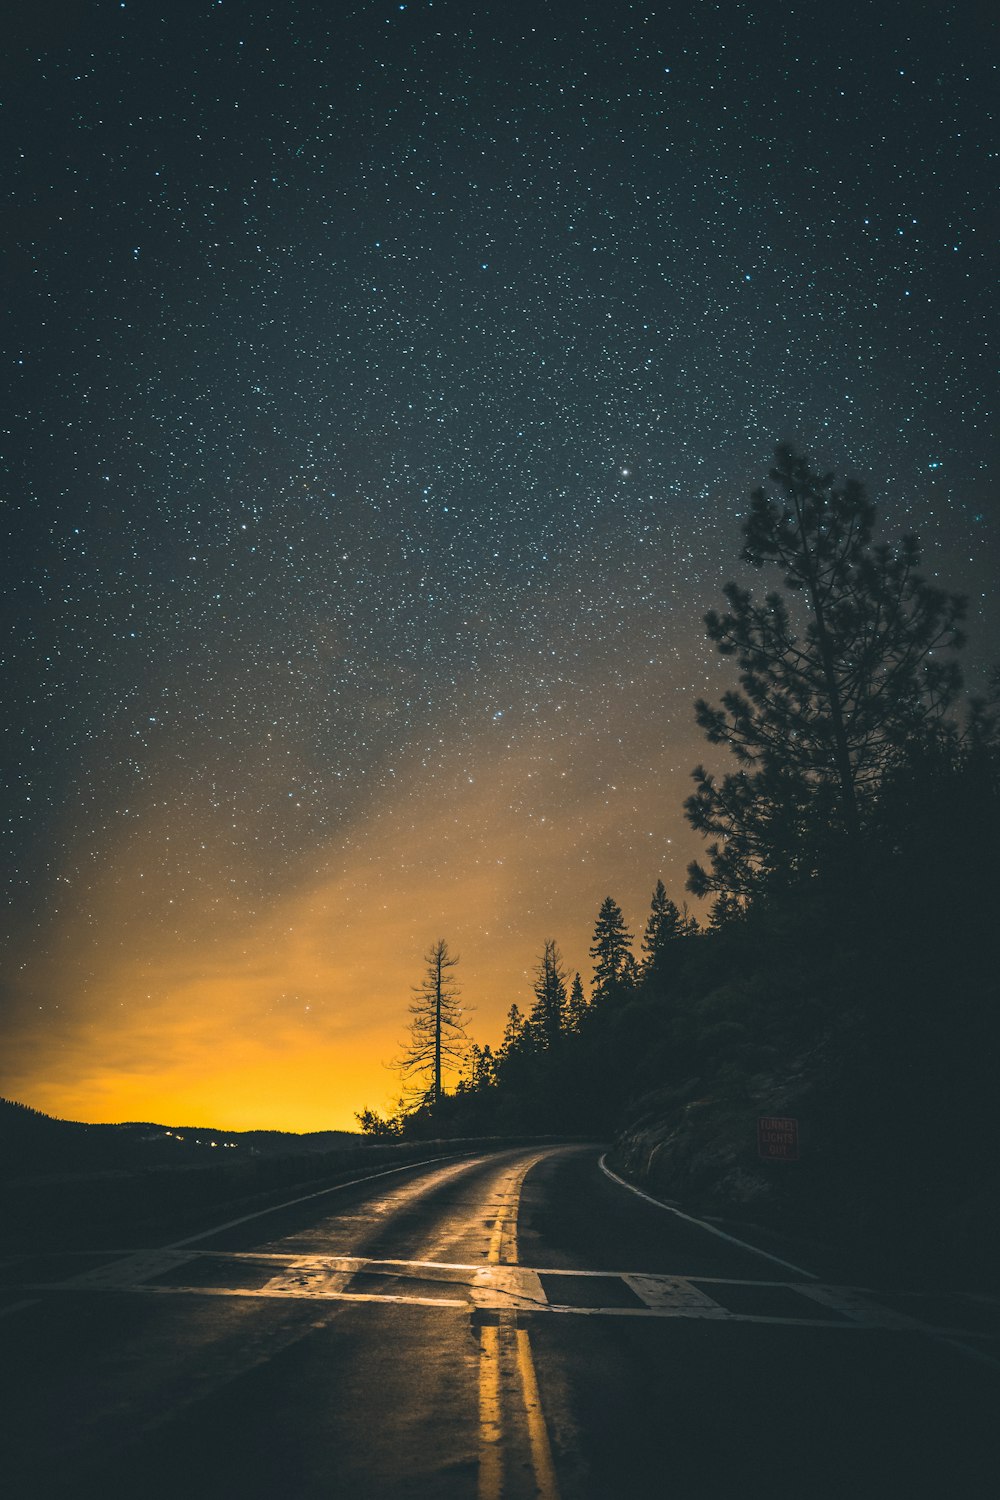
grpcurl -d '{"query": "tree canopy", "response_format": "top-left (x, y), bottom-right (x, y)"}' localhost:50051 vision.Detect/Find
top-left (641, 879), bottom-right (698, 977)
top-left (529, 939), bottom-right (569, 1049)
top-left (590, 896), bottom-right (634, 1003)
top-left (686, 444), bottom-right (967, 900)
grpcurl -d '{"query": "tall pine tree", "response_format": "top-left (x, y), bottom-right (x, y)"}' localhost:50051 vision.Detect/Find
top-left (529, 939), bottom-right (568, 1050)
top-left (687, 444), bottom-right (966, 900)
top-left (641, 880), bottom-right (697, 978)
top-left (565, 972), bottom-right (588, 1033)
top-left (589, 897), bottom-right (634, 1005)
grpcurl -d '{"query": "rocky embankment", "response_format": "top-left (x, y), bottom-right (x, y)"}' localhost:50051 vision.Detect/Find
top-left (609, 1067), bottom-right (1000, 1293)
top-left (609, 1069), bottom-right (816, 1225)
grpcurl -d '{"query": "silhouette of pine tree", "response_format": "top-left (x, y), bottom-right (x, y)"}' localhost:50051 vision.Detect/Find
top-left (589, 896), bottom-right (634, 1005)
top-left (687, 444), bottom-right (966, 901)
top-left (529, 939), bottom-right (568, 1050)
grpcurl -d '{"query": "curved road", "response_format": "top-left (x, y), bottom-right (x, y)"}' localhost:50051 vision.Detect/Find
top-left (4, 1144), bottom-right (998, 1497)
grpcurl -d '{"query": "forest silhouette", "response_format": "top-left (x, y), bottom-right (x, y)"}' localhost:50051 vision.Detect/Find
top-left (360, 447), bottom-right (1000, 1285)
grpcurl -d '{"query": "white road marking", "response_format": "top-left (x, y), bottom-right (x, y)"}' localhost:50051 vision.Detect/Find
top-left (622, 1273), bottom-right (726, 1315)
top-left (933, 1336), bottom-right (1000, 1372)
top-left (598, 1153), bottom-right (819, 1279)
top-left (598, 1157), bottom-right (1000, 1371)
top-left (15, 1252), bottom-right (997, 1347)
top-left (166, 1151), bottom-right (473, 1247)
top-left (472, 1265), bottom-right (549, 1312)
top-left (3, 1153), bottom-right (479, 1315)
top-left (478, 1154), bottom-right (562, 1500)
top-left (0, 1297), bottom-right (39, 1319)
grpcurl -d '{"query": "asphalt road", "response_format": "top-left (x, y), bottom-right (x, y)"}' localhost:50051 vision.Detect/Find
top-left (3, 1144), bottom-right (998, 1498)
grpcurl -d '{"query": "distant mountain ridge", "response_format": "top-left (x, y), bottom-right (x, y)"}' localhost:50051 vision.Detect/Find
top-left (0, 1097), bottom-right (360, 1177)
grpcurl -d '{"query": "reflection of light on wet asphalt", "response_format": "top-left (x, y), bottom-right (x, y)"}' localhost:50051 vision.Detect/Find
top-left (488, 1153), bottom-right (547, 1267)
top-left (479, 1154), bottom-right (561, 1500)
top-left (515, 1324), bottom-right (561, 1498)
top-left (477, 1322), bottom-right (504, 1500)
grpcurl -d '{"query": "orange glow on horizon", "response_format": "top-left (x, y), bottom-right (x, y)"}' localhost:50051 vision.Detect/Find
top-left (3, 682), bottom-right (714, 1132)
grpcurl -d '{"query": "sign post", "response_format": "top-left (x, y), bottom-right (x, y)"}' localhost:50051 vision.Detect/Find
top-left (757, 1115), bottom-right (800, 1162)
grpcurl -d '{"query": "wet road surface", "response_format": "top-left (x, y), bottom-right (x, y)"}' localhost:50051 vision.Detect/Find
top-left (4, 1144), bottom-right (999, 1498)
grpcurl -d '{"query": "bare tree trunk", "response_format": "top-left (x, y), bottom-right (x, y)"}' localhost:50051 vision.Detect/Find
top-left (433, 951), bottom-right (442, 1104)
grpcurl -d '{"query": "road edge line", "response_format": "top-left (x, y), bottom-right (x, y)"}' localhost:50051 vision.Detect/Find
top-left (598, 1153), bottom-right (819, 1280)
top-left (167, 1152), bottom-right (472, 1247)
top-left (0, 1297), bottom-right (40, 1320)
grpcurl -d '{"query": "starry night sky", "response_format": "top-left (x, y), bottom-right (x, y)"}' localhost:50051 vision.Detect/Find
top-left (3, 0), bottom-right (997, 1129)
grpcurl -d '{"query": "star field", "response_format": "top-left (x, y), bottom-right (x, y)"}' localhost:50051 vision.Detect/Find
top-left (2, 1), bottom-right (997, 1128)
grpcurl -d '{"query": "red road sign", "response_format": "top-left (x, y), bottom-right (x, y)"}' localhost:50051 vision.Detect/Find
top-left (757, 1116), bottom-right (800, 1161)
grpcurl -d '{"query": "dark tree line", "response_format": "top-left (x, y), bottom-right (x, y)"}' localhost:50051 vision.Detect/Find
top-left (357, 884), bottom-right (705, 1139)
top-left (357, 447), bottom-right (999, 1278)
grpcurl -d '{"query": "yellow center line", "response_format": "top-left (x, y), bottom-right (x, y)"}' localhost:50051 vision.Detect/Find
top-left (479, 1153), bottom-right (562, 1499)
top-left (487, 1152), bottom-right (547, 1266)
top-left (478, 1323), bottom-right (504, 1500)
top-left (516, 1326), bottom-right (560, 1500)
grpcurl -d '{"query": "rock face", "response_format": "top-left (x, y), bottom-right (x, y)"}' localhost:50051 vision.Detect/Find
top-left (610, 1071), bottom-right (1000, 1294)
top-left (609, 1068), bottom-right (818, 1225)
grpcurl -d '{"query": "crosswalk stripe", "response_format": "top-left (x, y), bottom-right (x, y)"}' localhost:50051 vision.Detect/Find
top-left (10, 1251), bottom-right (998, 1346)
